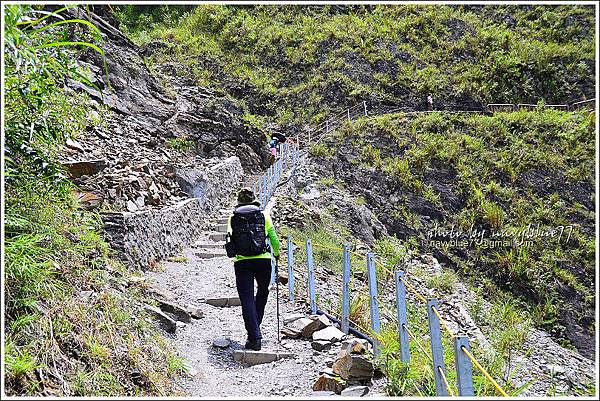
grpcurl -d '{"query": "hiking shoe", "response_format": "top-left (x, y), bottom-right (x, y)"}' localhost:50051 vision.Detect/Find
top-left (245, 338), bottom-right (261, 351)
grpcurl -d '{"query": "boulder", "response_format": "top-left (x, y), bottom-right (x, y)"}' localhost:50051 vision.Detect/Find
top-left (341, 385), bottom-right (369, 397)
top-left (302, 315), bottom-right (331, 338)
top-left (283, 313), bottom-right (305, 325)
top-left (213, 338), bottom-right (231, 349)
top-left (312, 340), bottom-right (333, 352)
top-left (312, 373), bottom-right (346, 394)
top-left (311, 391), bottom-right (336, 397)
top-left (148, 286), bottom-right (176, 301)
top-left (144, 304), bottom-right (176, 334)
top-left (313, 326), bottom-right (345, 343)
top-left (333, 354), bottom-right (374, 380)
top-left (156, 299), bottom-right (191, 322)
top-left (62, 159), bottom-right (107, 178)
top-left (291, 317), bottom-right (314, 333)
top-left (65, 138), bottom-right (85, 153)
top-left (281, 327), bottom-right (302, 339)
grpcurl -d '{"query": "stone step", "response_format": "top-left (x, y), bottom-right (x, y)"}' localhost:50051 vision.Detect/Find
top-left (193, 242), bottom-right (224, 249)
top-left (209, 232), bottom-right (226, 242)
top-left (215, 224), bottom-right (227, 233)
top-left (204, 297), bottom-right (241, 307)
top-left (195, 251), bottom-right (227, 259)
top-left (217, 217), bottom-right (229, 225)
top-left (233, 350), bottom-right (296, 366)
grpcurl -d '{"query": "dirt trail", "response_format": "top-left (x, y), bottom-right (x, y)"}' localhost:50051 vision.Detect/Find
top-left (147, 209), bottom-right (385, 397)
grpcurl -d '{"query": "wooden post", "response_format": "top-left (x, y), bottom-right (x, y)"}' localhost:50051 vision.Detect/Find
top-left (454, 336), bottom-right (474, 396)
top-left (427, 298), bottom-right (448, 396)
top-left (395, 270), bottom-right (410, 363)
top-left (341, 245), bottom-right (351, 334)
top-left (363, 100), bottom-right (367, 116)
top-left (306, 239), bottom-right (316, 314)
top-left (287, 236), bottom-right (295, 301)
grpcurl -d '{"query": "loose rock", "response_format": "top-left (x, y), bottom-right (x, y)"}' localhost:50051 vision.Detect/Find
top-left (312, 340), bottom-right (332, 352)
top-left (313, 373), bottom-right (346, 394)
top-left (313, 326), bottom-right (345, 343)
top-left (213, 338), bottom-right (231, 349)
top-left (341, 385), bottom-right (369, 397)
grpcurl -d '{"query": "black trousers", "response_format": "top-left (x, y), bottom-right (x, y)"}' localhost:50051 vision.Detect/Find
top-left (234, 258), bottom-right (271, 340)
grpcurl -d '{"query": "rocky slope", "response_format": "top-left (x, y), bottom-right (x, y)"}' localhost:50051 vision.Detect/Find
top-left (60, 6), bottom-right (272, 214)
top-left (120, 4), bottom-right (595, 134)
top-left (271, 152), bottom-right (596, 396)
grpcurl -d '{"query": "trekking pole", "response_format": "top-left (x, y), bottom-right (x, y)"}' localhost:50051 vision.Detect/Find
top-left (275, 257), bottom-right (281, 344)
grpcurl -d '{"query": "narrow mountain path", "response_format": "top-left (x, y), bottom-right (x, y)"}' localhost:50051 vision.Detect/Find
top-left (147, 208), bottom-right (334, 397)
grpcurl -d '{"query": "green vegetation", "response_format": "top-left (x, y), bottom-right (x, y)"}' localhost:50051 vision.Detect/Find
top-left (166, 136), bottom-right (194, 152)
top-left (117, 4), bottom-right (594, 129)
top-left (328, 108), bottom-right (594, 348)
top-left (3, 5), bottom-right (179, 395)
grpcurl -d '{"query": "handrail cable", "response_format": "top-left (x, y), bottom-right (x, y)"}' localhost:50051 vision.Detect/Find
top-left (300, 239), bottom-right (509, 397)
top-left (438, 366), bottom-right (456, 397)
top-left (461, 346), bottom-right (509, 397)
top-left (403, 324), bottom-right (433, 363)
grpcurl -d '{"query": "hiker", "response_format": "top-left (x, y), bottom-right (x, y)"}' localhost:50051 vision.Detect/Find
top-left (269, 137), bottom-right (279, 162)
top-left (427, 94), bottom-right (434, 110)
top-left (272, 132), bottom-right (287, 144)
top-left (225, 187), bottom-right (280, 351)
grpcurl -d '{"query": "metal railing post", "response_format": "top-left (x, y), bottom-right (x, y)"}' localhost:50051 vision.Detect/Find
top-left (454, 336), bottom-right (474, 396)
top-left (341, 244), bottom-right (351, 334)
top-left (395, 270), bottom-right (410, 363)
top-left (287, 236), bottom-right (295, 301)
top-left (347, 108), bottom-right (351, 120)
top-left (427, 298), bottom-right (448, 396)
top-left (366, 253), bottom-right (381, 355)
top-left (306, 239), bottom-right (316, 314)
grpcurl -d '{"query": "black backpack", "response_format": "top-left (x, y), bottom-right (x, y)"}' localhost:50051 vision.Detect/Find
top-left (225, 210), bottom-right (269, 257)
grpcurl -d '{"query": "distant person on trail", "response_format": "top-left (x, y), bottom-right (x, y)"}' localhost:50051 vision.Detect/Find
top-left (225, 188), bottom-right (280, 351)
top-left (427, 94), bottom-right (434, 111)
top-left (269, 137), bottom-right (279, 162)
top-left (269, 133), bottom-right (287, 163)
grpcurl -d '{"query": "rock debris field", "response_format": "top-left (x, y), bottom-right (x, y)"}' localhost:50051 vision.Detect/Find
top-left (147, 218), bottom-right (386, 397)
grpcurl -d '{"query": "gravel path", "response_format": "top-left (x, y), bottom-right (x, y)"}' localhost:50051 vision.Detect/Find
top-left (148, 224), bottom-right (386, 397)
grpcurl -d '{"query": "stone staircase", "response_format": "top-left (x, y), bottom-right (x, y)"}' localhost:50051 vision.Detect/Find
top-left (192, 172), bottom-right (263, 259)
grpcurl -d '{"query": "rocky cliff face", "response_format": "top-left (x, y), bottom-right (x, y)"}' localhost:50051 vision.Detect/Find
top-left (56, 6), bottom-right (273, 268)
top-left (60, 6), bottom-right (270, 214)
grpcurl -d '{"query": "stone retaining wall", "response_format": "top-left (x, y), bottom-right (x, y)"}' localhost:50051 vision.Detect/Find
top-left (102, 156), bottom-right (243, 269)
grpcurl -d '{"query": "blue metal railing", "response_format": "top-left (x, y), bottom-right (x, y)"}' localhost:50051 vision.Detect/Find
top-left (252, 141), bottom-right (300, 210)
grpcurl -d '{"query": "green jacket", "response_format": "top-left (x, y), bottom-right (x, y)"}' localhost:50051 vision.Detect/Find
top-left (227, 204), bottom-right (280, 262)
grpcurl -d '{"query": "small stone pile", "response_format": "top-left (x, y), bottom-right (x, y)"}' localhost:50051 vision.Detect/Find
top-left (313, 338), bottom-right (374, 396)
top-left (280, 314), bottom-right (375, 396)
top-left (60, 120), bottom-right (221, 213)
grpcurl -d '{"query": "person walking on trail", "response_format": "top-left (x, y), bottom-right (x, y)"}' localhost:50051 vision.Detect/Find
top-left (225, 187), bottom-right (280, 351)
top-left (269, 137), bottom-right (279, 162)
top-left (427, 94), bottom-right (434, 110)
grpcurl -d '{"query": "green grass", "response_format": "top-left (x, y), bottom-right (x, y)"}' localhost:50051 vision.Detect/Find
top-left (116, 4), bottom-right (594, 129)
top-left (3, 5), bottom-right (181, 396)
top-left (324, 109), bottom-right (594, 343)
